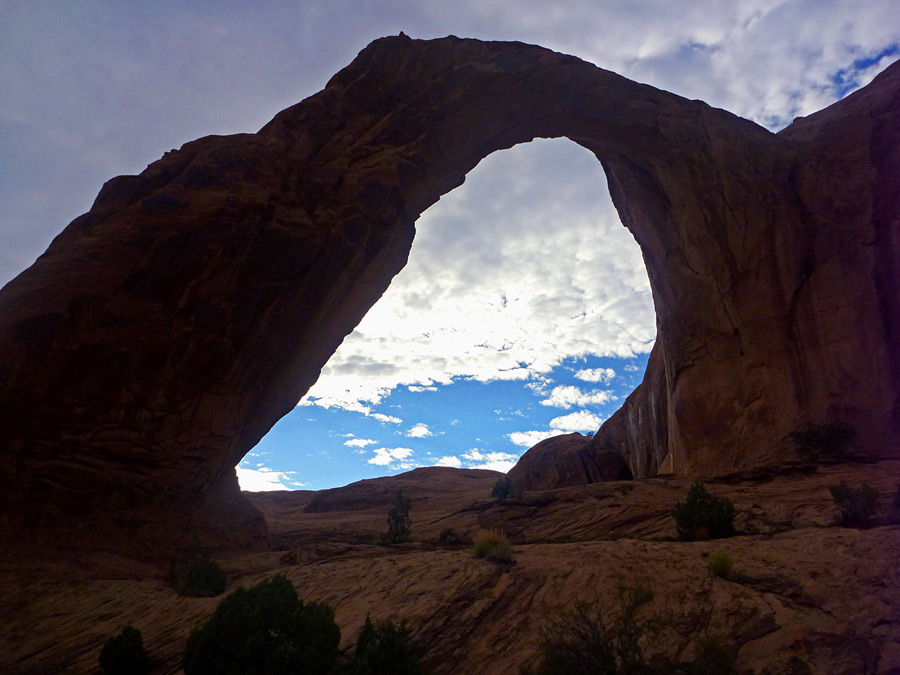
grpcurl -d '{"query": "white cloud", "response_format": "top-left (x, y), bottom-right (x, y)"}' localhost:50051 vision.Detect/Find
top-left (574, 367), bottom-right (616, 384)
top-left (300, 138), bottom-right (656, 414)
top-left (406, 423), bottom-right (434, 438)
top-left (433, 455), bottom-right (462, 467)
top-left (371, 413), bottom-right (402, 424)
top-left (540, 385), bottom-right (616, 409)
top-left (549, 411), bottom-right (603, 432)
top-left (369, 447), bottom-right (415, 466)
top-left (461, 449), bottom-right (520, 473)
top-left (237, 466), bottom-right (305, 491)
top-left (344, 438), bottom-right (377, 448)
top-left (507, 430), bottom-right (558, 448)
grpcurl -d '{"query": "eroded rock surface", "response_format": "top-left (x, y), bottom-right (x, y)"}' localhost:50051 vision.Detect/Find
top-left (3, 462), bottom-right (898, 674)
top-left (1, 34), bottom-right (898, 553)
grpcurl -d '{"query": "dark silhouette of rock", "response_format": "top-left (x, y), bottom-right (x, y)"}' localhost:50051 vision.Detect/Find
top-left (0, 34), bottom-right (898, 555)
top-left (508, 433), bottom-right (633, 492)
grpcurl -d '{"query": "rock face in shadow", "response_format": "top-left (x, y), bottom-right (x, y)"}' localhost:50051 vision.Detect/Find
top-left (508, 433), bottom-right (633, 492)
top-left (0, 34), bottom-right (898, 554)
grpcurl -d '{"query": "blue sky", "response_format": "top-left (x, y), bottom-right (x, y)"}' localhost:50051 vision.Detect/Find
top-left (1, 2), bottom-right (898, 490)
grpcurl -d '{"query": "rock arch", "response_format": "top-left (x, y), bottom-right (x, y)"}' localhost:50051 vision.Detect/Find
top-left (1, 35), bottom-right (898, 556)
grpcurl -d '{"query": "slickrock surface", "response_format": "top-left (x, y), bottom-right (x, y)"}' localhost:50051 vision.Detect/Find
top-left (2, 462), bottom-right (898, 674)
top-left (1, 33), bottom-right (899, 554)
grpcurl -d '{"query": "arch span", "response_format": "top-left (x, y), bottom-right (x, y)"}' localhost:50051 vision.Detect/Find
top-left (1, 35), bottom-right (898, 555)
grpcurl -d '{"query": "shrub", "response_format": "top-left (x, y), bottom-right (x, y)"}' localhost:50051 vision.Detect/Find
top-left (673, 483), bottom-right (736, 541)
top-left (520, 585), bottom-right (736, 675)
top-left (173, 557), bottom-right (226, 597)
top-left (694, 635), bottom-right (737, 675)
top-left (183, 574), bottom-right (340, 675)
top-left (491, 475), bottom-right (513, 501)
top-left (791, 422), bottom-right (856, 462)
top-left (473, 528), bottom-right (513, 562)
top-left (707, 552), bottom-right (734, 578)
top-left (99, 625), bottom-right (149, 675)
top-left (829, 481), bottom-right (879, 526)
top-left (344, 614), bottom-right (425, 675)
top-left (381, 491), bottom-right (412, 545)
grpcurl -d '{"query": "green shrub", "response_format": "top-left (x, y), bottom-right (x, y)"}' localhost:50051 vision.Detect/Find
top-left (173, 557), bottom-right (226, 597)
top-left (707, 552), bottom-right (734, 578)
top-left (381, 491), bottom-right (412, 545)
top-left (344, 614), bottom-right (425, 675)
top-left (520, 585), bottom-right (736, 675)
top-left (791, 422), bottom-right (856, 462)
top-left (694, 635), bottom-right (737, 675)
top-left (473, 528), bottom-right (513, 563)
top-left (829, 481), bottom-right (879, 526)
top-left (99, 625), bottom-right (149, 675)
top-left (183, 574), bottom-right (340, 675)
top-left (673, 483), bottom-right (736, 541)
top-left (491, 475), bottom-right (517, 501)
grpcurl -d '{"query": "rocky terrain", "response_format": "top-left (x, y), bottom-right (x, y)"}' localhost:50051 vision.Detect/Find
top-left (1, 35), bottom-right (898, 557)
top-left (2, 462), bottom-right (897, 674)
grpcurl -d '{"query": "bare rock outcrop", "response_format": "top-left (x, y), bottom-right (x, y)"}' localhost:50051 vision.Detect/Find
top-left (1, 34), bottom-right (898, 554)
top-left (508, 433), bottom-right (632, 492)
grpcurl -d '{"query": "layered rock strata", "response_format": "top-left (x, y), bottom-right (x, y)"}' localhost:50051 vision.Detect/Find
top-left (0, 35), bottom-right (898, 553)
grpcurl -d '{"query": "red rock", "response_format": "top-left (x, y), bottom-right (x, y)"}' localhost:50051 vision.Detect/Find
top-left (508, 433), bottom-right (632, 492)
top-left (0, 35), bottom-right (898, 554)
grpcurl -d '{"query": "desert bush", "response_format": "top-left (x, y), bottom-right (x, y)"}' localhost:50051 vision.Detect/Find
top-left (381, 491), bottom-right (412, 544)
top-left (673, 483), bottom-right (736, 541)
top-left (693, 634), bottom-right (737, 675)
top-left (183, 574), bottom-right (340, 675)
top-left (99, 625), bottom-right (150, 675)
top-left (343, 614), bottom-right (425, 675)
top-left (707, 552), bottom-right (734, 578)
top-left (473, 528), bottom-right (513, 562)
top-left (829, 481), bottom-right (879, 526)
top-left (173, 557), bottom-right (226, 597)
top-left (492, 475), bottom-right (513, 501)
top-left (520, 584), bottom-right (736, 675)
top-left (791, 422), bottom-right (856, 462)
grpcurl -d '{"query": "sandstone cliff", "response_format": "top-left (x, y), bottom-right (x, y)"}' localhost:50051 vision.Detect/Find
top-left (0, 35), bottom-right (898, 553)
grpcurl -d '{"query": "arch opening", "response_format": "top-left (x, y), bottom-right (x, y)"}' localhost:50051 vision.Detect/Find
top-left (240, 138), bottom-right (655, 491)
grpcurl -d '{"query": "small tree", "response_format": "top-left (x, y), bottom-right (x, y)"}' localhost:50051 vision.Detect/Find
top-left (183, 575), bottom-right (340, 675)
top-left (382, 491), bottom-right (412, 544)
top-left (99, 625), bottom-right (150, 675)
top-left (491, 475), bottom-right (513, 501)
top-left (829, 481), bottom-right (879, 526)
top-left (673, 483), bottom-right (736, 541)
top-left (345, 614), bottom-right (425, 675)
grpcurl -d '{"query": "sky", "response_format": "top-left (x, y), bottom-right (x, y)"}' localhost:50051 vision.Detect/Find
top-left (2, 2), bottom-right (898, 491)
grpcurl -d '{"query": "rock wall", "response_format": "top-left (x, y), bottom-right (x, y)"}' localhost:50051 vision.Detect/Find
top-left (0, 35), bottom-right (898, 554)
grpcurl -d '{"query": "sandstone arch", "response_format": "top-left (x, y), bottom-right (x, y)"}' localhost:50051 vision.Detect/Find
top-left (1, 35), bottom-right (898, 556)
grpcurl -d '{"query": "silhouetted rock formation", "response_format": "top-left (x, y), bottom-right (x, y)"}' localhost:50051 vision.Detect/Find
top-left (508, 433), bottom-right (632, 492)
top-left (1, 34), bottom-right (898, 555)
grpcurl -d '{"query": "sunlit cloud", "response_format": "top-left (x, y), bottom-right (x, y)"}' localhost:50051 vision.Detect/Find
top-left (371, 413), bottom-right (402, 424)
top-left (406, 423), bottom-right (434, 438)
top-left (237, 465), bottom-right (305, 492)
top-left (344, 438), bottom-right (377, 448)
top-left (369, 447), bottom-right (415, 466)
top-left (550, 410), bottom-right (603, 432)
top-left (433, 455), bottom-right (463, 468)
top-left (539, 385), bottom-right (616, 409)
top-left (461, 449), bottom-right (520, 473)
top-left (574, 367), bottom-right (616, 383)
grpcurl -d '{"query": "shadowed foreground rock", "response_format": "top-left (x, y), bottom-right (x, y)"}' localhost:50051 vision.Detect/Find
top-left (0, 34), bottom-right (898, 554)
